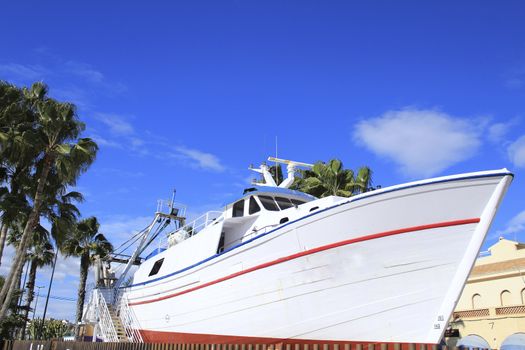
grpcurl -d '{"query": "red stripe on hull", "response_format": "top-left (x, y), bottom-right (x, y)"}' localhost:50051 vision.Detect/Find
top-left (130, 218), bottom-right (480, 306)
top-left (138, 329), bottom-right (437, 349)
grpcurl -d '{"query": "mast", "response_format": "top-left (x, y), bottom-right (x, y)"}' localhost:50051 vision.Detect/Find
top-left (104, 196), bottom-right (187, 294)
top-left (250, 157), bottom-right (313, 188)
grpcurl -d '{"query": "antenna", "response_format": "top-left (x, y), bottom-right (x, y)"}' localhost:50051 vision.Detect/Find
top-left (267, 157), bottom-right (314, 168)
top-left (267, 157), bottom-right (314, 188)
top-left (170, 189), bottom-right (177, 210)
top-left (275, 136), bottom-right (278, 184)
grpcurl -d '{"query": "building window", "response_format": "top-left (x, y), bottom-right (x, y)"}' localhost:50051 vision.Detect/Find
top-left (500, 290), bottom-right (512, 306)
top-left (472, 293), bottom-right (482, 309)
top-left (233, 200), bottom-right (244, 217)
top-left (522, 288), bottom-right (525, 304)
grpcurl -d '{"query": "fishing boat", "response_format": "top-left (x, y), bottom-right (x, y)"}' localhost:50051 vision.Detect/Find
top-left (83, 158), bottom-right (513, 345)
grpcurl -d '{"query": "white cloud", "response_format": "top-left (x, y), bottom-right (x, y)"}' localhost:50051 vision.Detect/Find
top-left (489, 122), bottom-right (511, 143)
top-left (174, 146), bottom-right (225, 172)
top-left (505, 78), bottom-right (523, 89)
top-left (94, 113), bottom-right (135, 136)
top-left (101, 215), bottom-right (152, 238)
top-left (64, 61), bottom-right (104, 83)
top-left (508, 135), bottom-right (525, 168)
top-left (0, 63), bottom-right (49, 81)
top-left (88, 133), bottom-right (123, 149)
top-left (93, 167), bottom-right (145, 178)
top-left (100, 215), bottom-right (154, 255)
top-left (504, 64), bottom-right (525, 90)
top-left (90, 114), bottom-right (150, 155)
top-left (52, 86), bottom-right (92, 109)
top-left (353, 108), bottom-right (482, 178)
top-left (494, 210), bottom-right (525, 239)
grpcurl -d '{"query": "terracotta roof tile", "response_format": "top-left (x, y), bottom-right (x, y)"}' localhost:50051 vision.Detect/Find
top-left (470, 257), bottom-right (525, 277)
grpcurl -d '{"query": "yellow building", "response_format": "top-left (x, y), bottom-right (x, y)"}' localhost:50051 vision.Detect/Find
top-left (446, 238), bottom-right (525, 349)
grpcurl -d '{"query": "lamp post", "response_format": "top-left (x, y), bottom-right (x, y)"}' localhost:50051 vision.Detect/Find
top-left (38, 251), bottom-right (58, 339)
top-left (18, 260), bottom-right (30, 308)
top-left (28, 285), bottom-right (45, 340)
top-left (32, 286), bottom-right (45, 322)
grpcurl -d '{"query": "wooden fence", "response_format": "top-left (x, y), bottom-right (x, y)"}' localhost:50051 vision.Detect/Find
top-left (0, 341), bottom-right (481, 350)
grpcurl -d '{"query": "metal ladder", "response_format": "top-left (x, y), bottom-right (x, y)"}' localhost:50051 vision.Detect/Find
top-left (84, 288), bottom-right (143, 343)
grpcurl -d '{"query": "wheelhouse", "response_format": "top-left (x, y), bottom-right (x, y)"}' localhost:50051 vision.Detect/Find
top-left (224, 186), bottom-right (316, 219)
top-left (214, 186), bottom-right (316, 253)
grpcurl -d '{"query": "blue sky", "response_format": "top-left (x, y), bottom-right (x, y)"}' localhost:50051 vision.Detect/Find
top-left (1, 0), bottom-right (525, 320)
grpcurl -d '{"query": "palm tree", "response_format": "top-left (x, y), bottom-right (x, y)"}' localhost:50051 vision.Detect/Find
top-left (0, 81), bottom-right (37, 266)
top-left (0, 275), bottom-right (25, 339)
top-left (292, 159), bottom-right (373, 198)
top-left (5, 216), bottom-right (52, 338)
top-left (20, 238), bottom-right (54, 339)
top-left (0, 82), bottom-right (98, 320)
top-left (352, 166), bottom-right (373, 195)
top-left (7, 176), bottom-right (83, 339)
top-left (62, 217), bottom-right (113, 327)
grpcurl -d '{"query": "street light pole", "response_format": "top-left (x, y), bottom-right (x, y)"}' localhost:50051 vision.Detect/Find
top-left (18, 260), bottom-right (30, 308)
top-left (28, 285), bottom-right (45, 340)
top-left (39, 251), bottom-right (58, 339)
top-left (32, 286), bottom-right (45, 322)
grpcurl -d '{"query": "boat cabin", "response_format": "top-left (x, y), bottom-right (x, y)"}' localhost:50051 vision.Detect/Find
top-left (218, 186), bottom-right (316, 252)
top-left (226, 186), bottom-right (314, 218)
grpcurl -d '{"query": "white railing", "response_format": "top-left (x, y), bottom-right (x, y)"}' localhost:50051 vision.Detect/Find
top-left (93, 289), bottom-right (119, 342)
top-left (82, 290), bottom-right (97, 323)
top-left (183, 210), bottom-right (223, 235)
top-left (163, 211), bottom-right (224, 248)
top-left (118, 295), bottom-right (144, 343)
top-left (157, 199), bottom-right (187, 218)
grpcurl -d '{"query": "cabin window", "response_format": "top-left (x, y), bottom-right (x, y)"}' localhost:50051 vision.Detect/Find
top-left (149, 258), bottom-right (164, 277)
top-left (275, 197), bottom-right (294, 210)
top-left (259, 195), bottom-right (280, 211)
top-left (249, 196), bottom-right (260, 214)
top-left (291, 199), bottom-right (306, 206)
top-left (233, 200), bottom-right (245, 217)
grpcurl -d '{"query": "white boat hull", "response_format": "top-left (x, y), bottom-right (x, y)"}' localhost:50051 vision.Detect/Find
top-left (123, 170), bottom-right (512, 344)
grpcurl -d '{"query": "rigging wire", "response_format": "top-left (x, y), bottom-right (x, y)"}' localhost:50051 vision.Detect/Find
top-left (111, 222), bottom-right (153, 255)
top-left (115, 231), bottom-right (147, 256)
top-left (141, 217), bottom-right (171, 253)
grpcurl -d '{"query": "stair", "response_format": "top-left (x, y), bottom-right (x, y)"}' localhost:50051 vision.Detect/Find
top-left (107, 305), bottom-right (129, 342)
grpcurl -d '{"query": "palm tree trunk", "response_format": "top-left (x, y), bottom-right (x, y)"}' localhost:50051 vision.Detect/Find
top-left (0, 168), bottom-right (22, 266)
top-left (12, 257), bottom-right (27, 340)
top-left (0, 224), bottom-right (8, 267)
top-left (20, 260), bottom-right (37, 340)
top-left (15, 258), bottom-right (25, 299)
top-left (75, 252), bottom-right (89, 336)
top-left (0, 154), bottom-right (53, 320)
